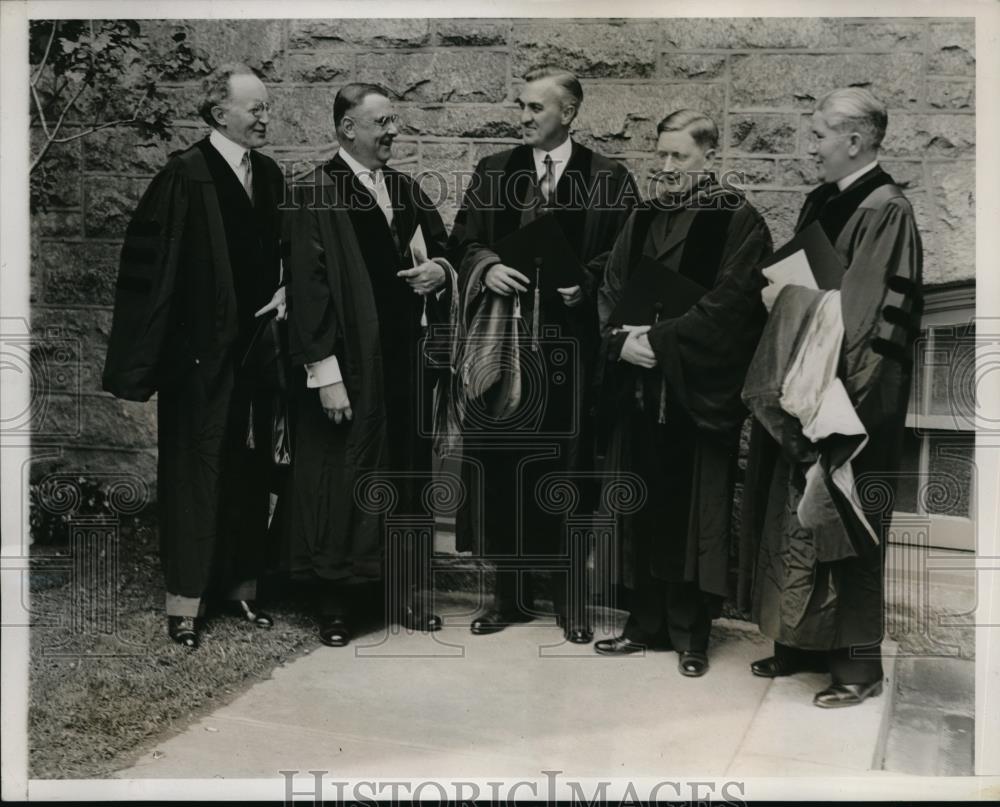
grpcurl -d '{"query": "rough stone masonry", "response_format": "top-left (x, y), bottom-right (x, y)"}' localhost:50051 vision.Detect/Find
top-left (28, 16), bottom-right (975, 495)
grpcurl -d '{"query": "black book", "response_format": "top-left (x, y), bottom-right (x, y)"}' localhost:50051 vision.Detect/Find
top-left (759, 219), bottom-right (845, 291)
top-left (492, 213), bottom-right (584, 296)
top-left (609, 256), bottom-right (708, 327)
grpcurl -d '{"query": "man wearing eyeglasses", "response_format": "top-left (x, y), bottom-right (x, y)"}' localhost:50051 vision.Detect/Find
top-left (282, 83), bottom-right (455, 647)
top-left (104, 63), bottom-right (287, 649)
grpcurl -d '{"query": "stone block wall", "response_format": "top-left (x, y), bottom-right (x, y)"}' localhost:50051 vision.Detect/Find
top-left (29, 16), bottom-right (976, 490)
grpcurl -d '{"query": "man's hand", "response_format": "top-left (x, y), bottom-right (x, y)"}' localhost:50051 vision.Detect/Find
top-left (556, 285), bottom-right (583, 308)
top-left (318, 382), bottom-right (353, 424)
top-left (254, 286), bottom-right (287, 320)
top-left (397, 260), bottom-right (446, 295)
top-left (619, 325), bottom-right (658, 368)
top-left (484, 263), bottom-right (530, 296)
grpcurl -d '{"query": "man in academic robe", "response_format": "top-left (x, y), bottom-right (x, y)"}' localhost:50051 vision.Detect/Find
top-left (103, 64), bottom-right (286, 648)
top-left (282, 83), bottom-right (455, 647)
top-left (592, 110), bottom-right (772, 676)
top-left (449, 66), bottom-right (638, 643)
top-left (742, 88), bottom-right (923, 707)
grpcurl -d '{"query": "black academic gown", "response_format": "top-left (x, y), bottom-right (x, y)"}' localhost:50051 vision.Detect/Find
top-left (102, 138), bottom-right (284, 603)
top-left (281, 154), bottom-right (452, 585)
top-left (596, 183), bottom-right (772, 600)
top-left (743, 165), bottom-right (923, 664)
top-left (449, 142), bottom-right (638, 580)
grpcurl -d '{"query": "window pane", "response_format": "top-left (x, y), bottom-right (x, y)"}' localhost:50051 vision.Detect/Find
top-left (923, 431), bottom-right (975, 518)
top-left (894, 428), bottom-right (922, 513)
top-left (928, 323), bottom-right (976, 422)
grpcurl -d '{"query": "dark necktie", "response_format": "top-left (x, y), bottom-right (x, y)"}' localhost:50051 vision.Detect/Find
top-left (240, 152), bottom-right (253, 202)
top-left (540, 154), bottom-right (555, 205)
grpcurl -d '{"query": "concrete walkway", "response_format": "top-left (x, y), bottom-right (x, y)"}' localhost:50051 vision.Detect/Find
top-left (115, 604), bottom-right (897, 781)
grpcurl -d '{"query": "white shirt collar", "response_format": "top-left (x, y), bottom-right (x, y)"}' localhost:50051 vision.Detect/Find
top-left (209, 128), bottom-right (250, 176)
top-left (836, 159), bottom-right (879, 192)
top-left (338, 146), bottom-right (384, 184)
top-left (533, 136), bottom-right (573, 185)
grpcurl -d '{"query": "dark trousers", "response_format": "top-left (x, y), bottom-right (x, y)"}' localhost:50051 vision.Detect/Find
top-left (624, 572), bottom-right (719, 653)
top-left (773, 641), bottom-right (884, 685)
top-left (493, 563), bottom-right (588, 628)
top-left (157, 355), bottom-right (270, 614)
top-left (316, 531), bottom-right (432, 623)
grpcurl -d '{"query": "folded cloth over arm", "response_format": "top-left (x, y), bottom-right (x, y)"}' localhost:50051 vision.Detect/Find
top-left (778, 290), bottom-right (876, 557)
top-left (743, 285), bottom-right (875, 562)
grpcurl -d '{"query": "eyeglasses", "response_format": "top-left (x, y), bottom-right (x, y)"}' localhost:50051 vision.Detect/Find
top-left (371, 114), bottom-right (401, 129)
top-left (247, 102), bottom-right (273, 119)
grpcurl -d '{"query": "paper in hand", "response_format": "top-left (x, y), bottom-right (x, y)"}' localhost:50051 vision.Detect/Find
top-left (408, 224), bottom-right (431, 327)
top-left (408, 224), bottom-right (428, 266)
top-left (762, 248), bottom-right (819, 292)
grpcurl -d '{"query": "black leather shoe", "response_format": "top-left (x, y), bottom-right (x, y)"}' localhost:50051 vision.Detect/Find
top-left (564, 626), bottom-right (594, 644)
top-left (470, 610), bottom-right (531, 636)
top-left (751, 655), bottom-right (828, 678)
top-left (399, 606), bottom-right (443, 633)
top-left (678, 650), bottom-right (709, 677)
top-left (813, 680), bottom-right (883, 708)
top-left (594, 635), bottom-right (670, 655)
top-left (231, 600), bottom-right (274, 628)
top-left (167, 616), bottom-right (199, 649)
top-left (319, 617), bottom-right (351, 647)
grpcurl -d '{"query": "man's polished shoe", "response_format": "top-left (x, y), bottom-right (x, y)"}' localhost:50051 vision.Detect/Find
top-left (813, 680), bottom-right (883, 709)
top-left (319, 617), bottom-right (351, 647)
top-left (167, 616), bottom-right (199, 649)
top-left (751, 655), bottom-right (828, 678)
top-left (594, 635), bottom-right (671, 655)
top-left (230, 599), bottom-right (274, 628)
top-left (564, 626), bottom-right (594, 645)
top-left (399, 606), bottom-right (442, 633)
top-left (678, 650), bottom-right (709, 677)
top-left (470, 610), bottom-right (532, 636)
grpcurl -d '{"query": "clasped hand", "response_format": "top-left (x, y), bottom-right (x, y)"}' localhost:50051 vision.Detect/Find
top-left (397, 259), bottom-right (446, 295)
top-left (618, 325), bottom-right (658, 368)
top-left (484, 263), bottom-right (582, 307)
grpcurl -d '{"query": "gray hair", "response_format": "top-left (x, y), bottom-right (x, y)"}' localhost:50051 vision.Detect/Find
top-left (816, 87), bottom-right (888, 150)
top-left (198, 63), bottom-right (258, 128)
top-left (523, 65), bottom-right (584, 113)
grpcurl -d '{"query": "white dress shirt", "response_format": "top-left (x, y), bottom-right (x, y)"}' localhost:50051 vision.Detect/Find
top-left (532, 136), bottom-right (573, 194)
top-left (836, 159), bottom-right (879, 192)
top-left (304, 149), bottom-right (399, 389)
top-left (208, 128), bottom-right (252, 187)
top-left (338, 146), bottom-right (394, 224)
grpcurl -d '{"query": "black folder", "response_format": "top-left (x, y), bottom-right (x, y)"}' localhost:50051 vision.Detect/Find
top-left (608, 256), bottom-right (708, 327)
top-left (492, 213), bottom-right (584, 296)
top-left (759, 220), bottom-right (845, 290)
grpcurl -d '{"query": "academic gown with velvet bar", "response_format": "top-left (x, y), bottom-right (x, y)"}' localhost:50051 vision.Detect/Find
top-left (448, 141), bottom-right (638, 559)
top-left (742, 166), bottom-right (923, 650)
top-left (595, 183), bottom-right (772, 598)
top-left (280, 157), bottom-right (453, 584)
top-left (102, 139), bottom-right (284, 602)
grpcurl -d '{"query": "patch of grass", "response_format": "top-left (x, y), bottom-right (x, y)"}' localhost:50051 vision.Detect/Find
top-left (28, 525), bottom-right (320, 779)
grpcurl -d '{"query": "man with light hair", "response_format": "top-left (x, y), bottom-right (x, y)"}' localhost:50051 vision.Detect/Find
top-left (104, 63), bottom-right (286, 648)
top-left (450, 65), bottom-right (638, 643)
top-left (742, 87), bottom-right (923, 707)
top-left (593, 109), bottom-right (772, 676)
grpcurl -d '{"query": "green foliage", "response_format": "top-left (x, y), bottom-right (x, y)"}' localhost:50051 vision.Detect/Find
top-left (29, 19), bottom-right (209, 210)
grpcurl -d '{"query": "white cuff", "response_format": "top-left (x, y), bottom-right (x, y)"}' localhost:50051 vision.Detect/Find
top-left (305, 355), bottom-right (342, 388)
